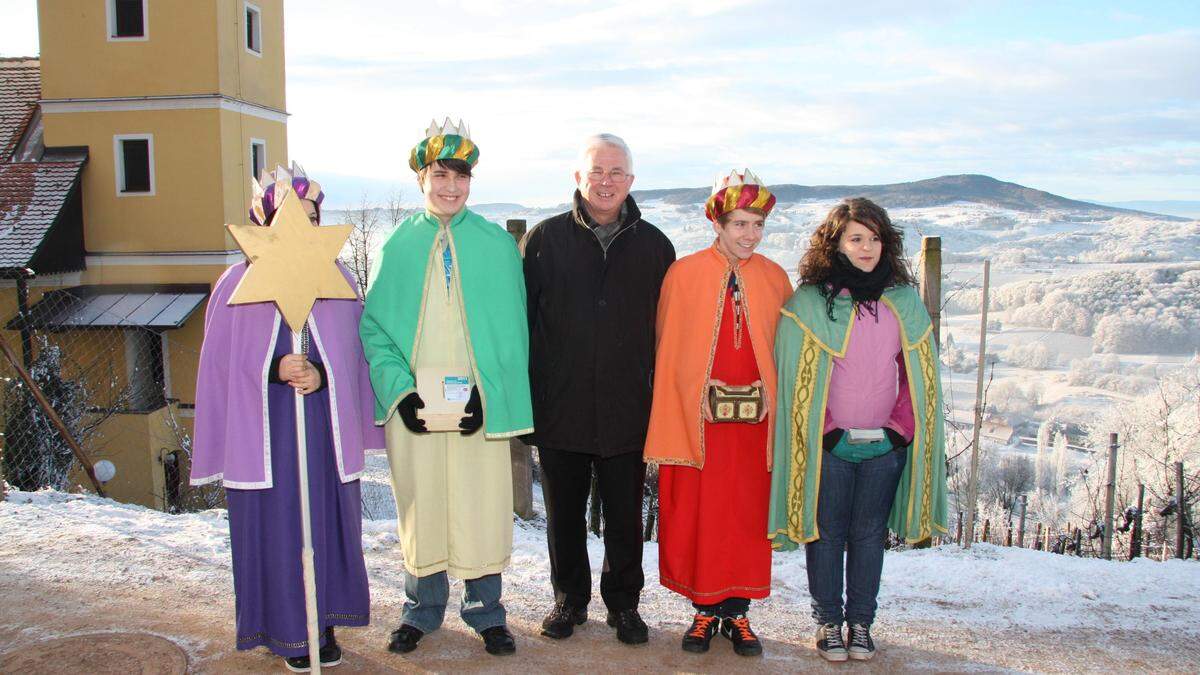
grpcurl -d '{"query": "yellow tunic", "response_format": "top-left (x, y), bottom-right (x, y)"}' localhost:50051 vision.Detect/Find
top-left (386, 231), bottom-right (514, 579)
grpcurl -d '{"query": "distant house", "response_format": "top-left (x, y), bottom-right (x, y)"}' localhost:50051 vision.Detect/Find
top-left (0, 1), bottom-right (288, 510)
top-left (980, 418), bottom-right (1017, 445)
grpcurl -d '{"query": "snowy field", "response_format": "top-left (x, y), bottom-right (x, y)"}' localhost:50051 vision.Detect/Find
top-left (3, 484), bottom-right (1199, 672)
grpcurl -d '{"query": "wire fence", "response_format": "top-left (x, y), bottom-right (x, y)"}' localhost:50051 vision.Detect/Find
top-left (0, 285), bottom-right (218, 512)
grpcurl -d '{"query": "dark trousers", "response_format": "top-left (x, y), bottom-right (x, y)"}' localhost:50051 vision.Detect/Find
top-left (695, 597), bottom-right (750, 617)
top-left (805, 448), bottom-right (907, 627)
top-left (538, 447), bottom-right (646, 611)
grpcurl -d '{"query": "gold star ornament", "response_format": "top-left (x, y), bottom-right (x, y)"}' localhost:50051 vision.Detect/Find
top-left (226, 190), bottom-right (357, 331)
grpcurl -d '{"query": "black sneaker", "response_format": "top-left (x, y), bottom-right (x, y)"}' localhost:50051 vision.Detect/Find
top-left (848, 622), bottom-right (875, 661)
top-left (480, 625), bottom-right (516, 656)
top-left (284, 627), bottom-right (343, 671)
top-left (721, 614), bottom-right (763, 656)
top-left (815, 622), bottom-right (848, 662)
top-left (606, 608), bottom-right (649, 645)
top-left (387, 624), bottom-right (424, 654)
top-left (541, 602), bottom-right (587, 639)
top-left (680, 611), bottom-right (720, 653)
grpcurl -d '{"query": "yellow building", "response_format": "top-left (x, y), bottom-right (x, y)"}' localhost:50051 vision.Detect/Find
top-left (0, 0), bottom-right (288, 509)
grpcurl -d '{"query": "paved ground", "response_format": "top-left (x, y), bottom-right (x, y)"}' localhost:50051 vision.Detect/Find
top-left (2, 563), bottom-right (1197, 674)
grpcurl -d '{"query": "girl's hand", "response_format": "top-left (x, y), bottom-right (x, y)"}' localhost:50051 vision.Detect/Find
top-left (278, 354), bottom-right (308, 382)
top-left (289, 361), bottom-right (322, 395)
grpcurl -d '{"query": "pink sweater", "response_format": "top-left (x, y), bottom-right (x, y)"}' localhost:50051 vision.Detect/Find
top-left (823, 300), bottom-right (915, 441)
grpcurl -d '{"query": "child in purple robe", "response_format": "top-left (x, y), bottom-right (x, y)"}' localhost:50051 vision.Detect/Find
top-left (191, 163), bottom-right (384, 672)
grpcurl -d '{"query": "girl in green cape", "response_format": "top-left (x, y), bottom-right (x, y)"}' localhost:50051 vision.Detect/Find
top-left (768, 198), bottom-right (948, 662)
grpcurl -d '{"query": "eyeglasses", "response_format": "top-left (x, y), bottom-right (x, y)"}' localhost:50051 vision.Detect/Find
top-left (586, 169), bottom-right (630, 183)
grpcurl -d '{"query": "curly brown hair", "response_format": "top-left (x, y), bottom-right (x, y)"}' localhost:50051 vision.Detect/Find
top-left (798, 197), bottom-right (916, 287)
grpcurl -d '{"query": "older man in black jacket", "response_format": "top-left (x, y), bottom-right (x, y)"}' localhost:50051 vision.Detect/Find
top-left (522, 133), bottom-right (675, 645)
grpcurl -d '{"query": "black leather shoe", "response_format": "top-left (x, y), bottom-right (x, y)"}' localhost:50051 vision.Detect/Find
top-left (284, 627), bottom-right (343, 671)
top-left (541, 602), bottom-right (587, 639)
top-left (387, 624), bottom-right (424, 654)
top-left (681, 611), bottom-right (719, 653)
top-left (481, 625), bottom-right (516, 655)
top-left (606, 608), bottom-right (649, 645)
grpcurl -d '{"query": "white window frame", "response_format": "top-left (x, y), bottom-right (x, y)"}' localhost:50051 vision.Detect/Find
top-left (244, 1), bottom-right (263, 57)
top-left (249, 138), bottom-right (267, 182)
top-left (113, 133), bottom-right (156, 197)
top-left (106, 0), bottom-right (149, 42)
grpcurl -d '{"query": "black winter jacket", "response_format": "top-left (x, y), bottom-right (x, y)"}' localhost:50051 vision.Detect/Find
top-left (522, 192), bottom-right (676, 456)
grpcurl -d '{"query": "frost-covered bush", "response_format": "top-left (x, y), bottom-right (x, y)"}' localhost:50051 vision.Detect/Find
top-left (986, 380), bottom-right (1042, 416)
top-left (1093, 312), bottom-right (1199, 354)
top-left (983, 264), bottom-right (1200, 351)
top-left (940, 344), bottom-right (976, 373)
top-left (1066, 357), bottom-right (1158, 395)
top-left (1077, 361), bottom-right (1199, 557)
top-left (1002, 342), bottom-right (1059, 370)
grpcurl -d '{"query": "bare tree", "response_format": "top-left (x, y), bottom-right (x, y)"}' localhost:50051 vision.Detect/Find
top-left (340, 193), bottom-right (382, 298)
top-left (383, 188), bottom-right (409, 232)
top-left (981, 454), bottom-right (1035, 516)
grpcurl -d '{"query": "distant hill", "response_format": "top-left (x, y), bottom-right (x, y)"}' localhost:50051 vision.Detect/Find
top-left (633, 174), bottom-right (1182, 220)
top-left (1098, 200), bottom-right (1200, 220)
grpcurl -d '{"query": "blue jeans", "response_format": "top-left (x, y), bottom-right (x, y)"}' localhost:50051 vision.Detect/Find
top-left (805, 447), bottom-right (907, 627)
top-left (401, 570), bottom-right (506, 634)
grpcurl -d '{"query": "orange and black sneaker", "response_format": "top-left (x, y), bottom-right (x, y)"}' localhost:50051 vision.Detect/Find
top-left (721, 614), bottom-right (763, 656)
top-left (681, 611), bottom-right (720, 653)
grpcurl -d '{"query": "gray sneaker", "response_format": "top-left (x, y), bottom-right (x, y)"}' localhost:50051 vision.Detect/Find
top-left (815, 623), bottom-right (848, 662)
top-left (848, 623), bottom-right (875, 661)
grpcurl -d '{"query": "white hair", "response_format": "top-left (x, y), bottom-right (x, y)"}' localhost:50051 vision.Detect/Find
top-left (578, 133), bottom-right (633, 174)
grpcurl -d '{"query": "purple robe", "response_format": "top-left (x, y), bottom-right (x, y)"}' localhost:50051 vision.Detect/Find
top-left (190, 262), bottom-right (382, 657)
top-left (191, 262), bottom-right (384, 489)
top-left (226, 320), bottom-right (370, 657)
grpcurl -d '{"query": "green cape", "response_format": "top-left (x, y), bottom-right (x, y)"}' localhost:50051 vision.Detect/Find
top-left (360, 208), bottom-right (533, 439)
top-left (768, 284), bottom-right (948, 547)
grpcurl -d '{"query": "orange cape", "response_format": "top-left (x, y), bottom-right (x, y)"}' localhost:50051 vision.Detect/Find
top-left (644, 245), bottom-right (793, 470)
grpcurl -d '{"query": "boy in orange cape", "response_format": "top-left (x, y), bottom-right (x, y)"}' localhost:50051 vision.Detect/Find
top-left (644, 169), bottom-right (792, 656)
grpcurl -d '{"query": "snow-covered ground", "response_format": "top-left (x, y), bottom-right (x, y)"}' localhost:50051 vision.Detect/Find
top-left (3, 484), bottom-right (1199, 672)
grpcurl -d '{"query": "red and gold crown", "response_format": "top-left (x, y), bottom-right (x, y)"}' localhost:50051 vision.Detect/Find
top-left (704, 168), bottom-right (776, 223)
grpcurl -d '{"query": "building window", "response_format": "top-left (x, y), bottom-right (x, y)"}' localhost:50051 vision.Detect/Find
top-left (107, 0), bottom-right (148, 41)
top-left (250, 139), bottom-right (266, 182)
top-left (245, 2), bottom-right (262, 55)
top-left (113, 134), bottom-right (155, 196)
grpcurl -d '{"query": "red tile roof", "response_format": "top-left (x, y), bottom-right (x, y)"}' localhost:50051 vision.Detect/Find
top-left (0, 160), bottom-right (85, 269)
top-left (0, 58), bottom-right (40, 162)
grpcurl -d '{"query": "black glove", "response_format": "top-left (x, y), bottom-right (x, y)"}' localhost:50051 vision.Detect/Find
top-left (822, 428), bottom-right (845, 451)
top-left (397, 392), bottom-right (428, 434)
top-left (884, 427), bottom-right (909, 450)
top-left (459, 386), bottom-right (482, 435)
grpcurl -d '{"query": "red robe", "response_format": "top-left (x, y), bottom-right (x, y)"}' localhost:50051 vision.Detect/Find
top-left (657, 282), bottom-right (774, 604)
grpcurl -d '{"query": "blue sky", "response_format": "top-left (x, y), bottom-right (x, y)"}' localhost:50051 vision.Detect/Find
top-left (3, 0), bottom-right (1198, 207)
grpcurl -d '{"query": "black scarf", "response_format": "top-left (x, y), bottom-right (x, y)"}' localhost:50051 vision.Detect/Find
top-left (820, 253), bottom-right (893, 321)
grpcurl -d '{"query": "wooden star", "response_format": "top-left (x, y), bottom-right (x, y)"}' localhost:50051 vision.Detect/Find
top-left (226, 190), bottom-right (356, 331)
